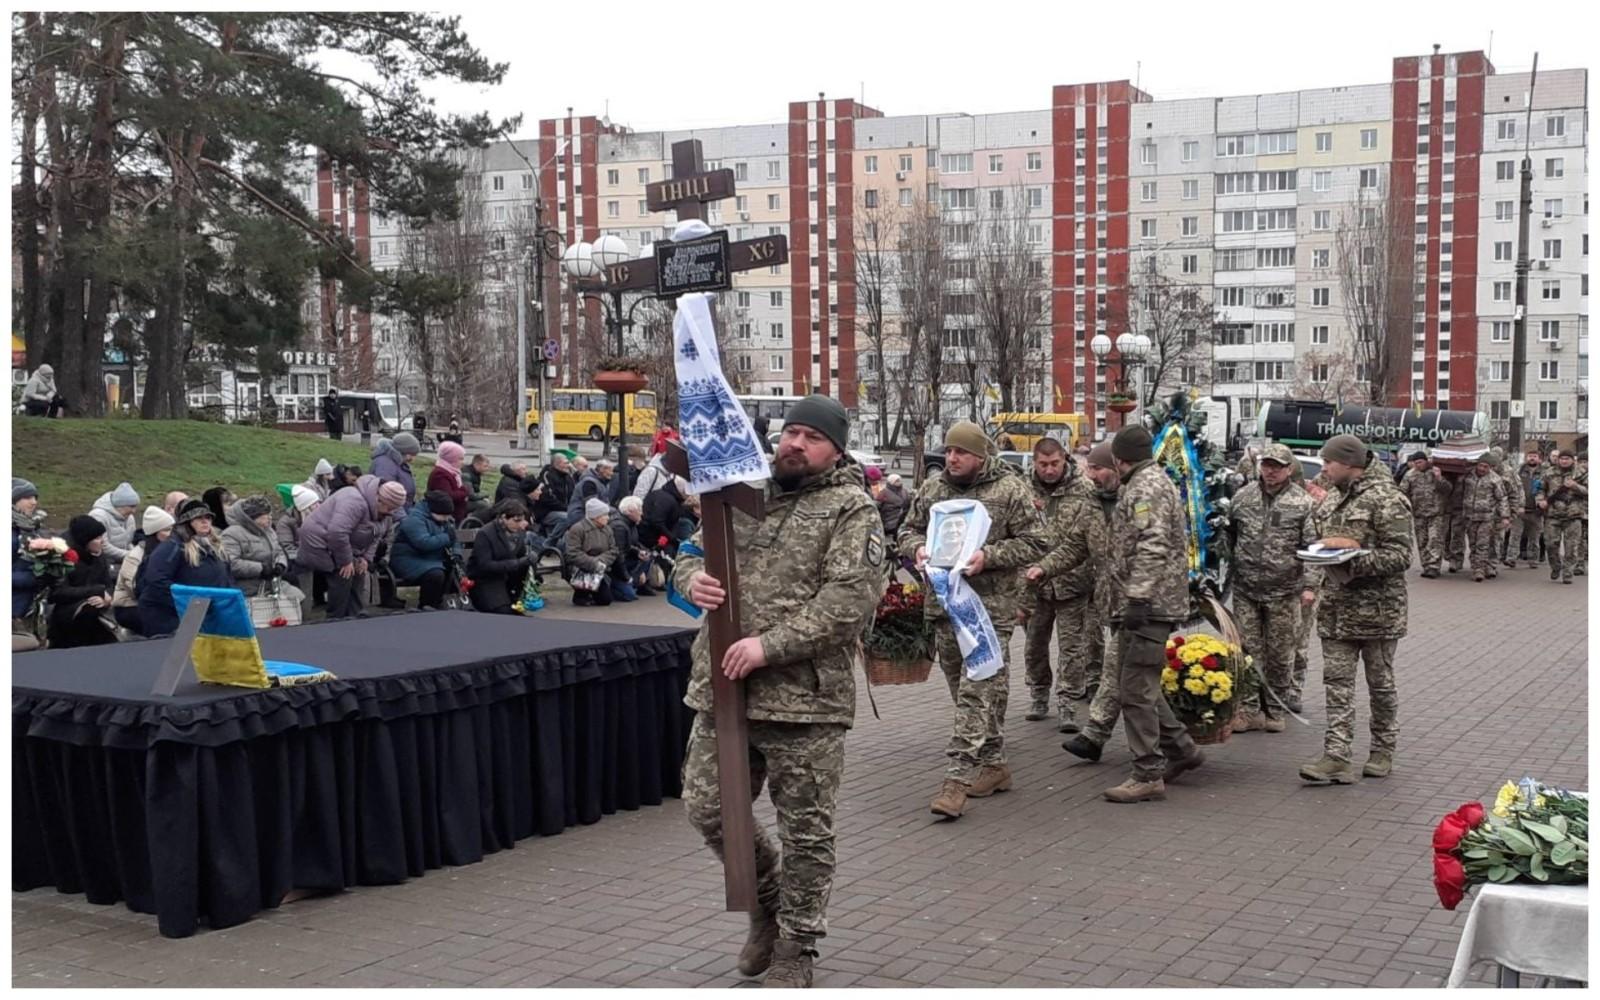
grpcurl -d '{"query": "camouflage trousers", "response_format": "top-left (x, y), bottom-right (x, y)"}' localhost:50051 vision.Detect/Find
top-left (682, 713), bottom-right (847, 943)
top-left (1233, 593), bottom-right (1300, 719)
top-left (1510, 511), bottom-right (1545, 564)
top-left (1022, 593), bottom-right (1093, 705)
top-left (1548, 518), bottom-right (1586, 581)
top-left (1080, 626), bottom-right (1122, 746)
top-left (1466, 520), bottom-right (1501, 576)
top-left (1413, 514), bottom-right (1445, 573)
top-left (1116, 627), bottom-right (1197, 782)
top-left (936, 619), bottom-right (1014, 783)
top-left (1446, 514), bottom-right (1467, 569)
top-left (1292, 594), bottom-right (1319, 702)
top-left (1319, 638), bottom-right (1399, 763)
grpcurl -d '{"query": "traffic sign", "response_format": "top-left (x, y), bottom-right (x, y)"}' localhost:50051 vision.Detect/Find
top-left (542, 339), bottom-right (560, 361)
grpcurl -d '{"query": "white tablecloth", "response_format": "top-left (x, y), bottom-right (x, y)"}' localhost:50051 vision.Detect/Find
top-left (1447, 882), bottom-right (1589, 987)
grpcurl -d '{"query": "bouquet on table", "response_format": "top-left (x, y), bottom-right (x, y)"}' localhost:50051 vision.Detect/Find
top-left (862, 579), bottom-right (932, 686)
top-left (1433, 778), bottom-right (1589, 910)
top-left (1161, 632), bottom-right (1245, 744)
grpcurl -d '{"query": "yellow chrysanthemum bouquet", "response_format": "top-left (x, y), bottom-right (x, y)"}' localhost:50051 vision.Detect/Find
top-left (1162, 632), bottom-right (1242, 743)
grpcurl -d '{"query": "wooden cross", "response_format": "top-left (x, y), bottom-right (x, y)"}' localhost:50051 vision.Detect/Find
top-left (662, 440), bottom-right (766, 912)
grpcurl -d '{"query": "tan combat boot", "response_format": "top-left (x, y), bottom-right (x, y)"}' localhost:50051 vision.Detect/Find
top-left (1261, 716), bottom-right (1287, 733)
top-left (1298, 755), bottom-right (1358, 784)
top-left (1057, 700), bottom-right (1081, 734)
top-left (930, 779), bottom-right (968, 819)
top-left (762, 940), bottom-right (813, 988)
top-left (1232, 708), bottom-right (1265, 733)
top-left (1103, 777), bottom-right (1166, 803)
top-left (1024, 695), bottom-right (1050, 721)
top-left (1163, 749), bottom-right (1206, 783)
top-left (1362, 752), bottom-right (1394, 778)
top-left (738, 906), bottom-right (780, 977)
top-left (967, 764), bottom-right (1013, 797)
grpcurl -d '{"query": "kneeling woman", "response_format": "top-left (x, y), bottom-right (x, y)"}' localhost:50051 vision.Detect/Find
top-left (47, 516), bottom-right (120, 648)
top-left (139, 499), bottom-right (236, 637)
top-left (466, 499), bottom-right (533, 614)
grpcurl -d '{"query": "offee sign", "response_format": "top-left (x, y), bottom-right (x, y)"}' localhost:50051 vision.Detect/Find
top-left (655, 231), bottom-right (731, 296)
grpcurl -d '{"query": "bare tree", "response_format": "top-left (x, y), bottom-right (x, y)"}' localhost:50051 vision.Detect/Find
top-left (1108, 255), bottom-right (1215, 404)
top-left (1289, 351), bottom-right (1364, 404)
top-left (852, 192), bottom-right (897, 449)
top-left (623, 292), bottom-right (747, 425)
top-left (889, 197), bottom-right (949, 484)
top-left (970, 182), bottom-right (1050, 412)
top-left (1335, 180), bottom-right (1415, 405)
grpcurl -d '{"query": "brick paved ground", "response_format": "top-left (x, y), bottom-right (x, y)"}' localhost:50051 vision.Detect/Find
top-left (13, 565), bottom-right (1588, 987)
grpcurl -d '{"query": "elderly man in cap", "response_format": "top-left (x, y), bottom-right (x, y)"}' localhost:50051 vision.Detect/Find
top-left (1227, 443), bottom-right (1316, 733)
top-left (1398, 451), bottom-right (1450, 577)
top-left (1534, 449), bottom-right (1588, 584)
top-left (676, 394), bottom-right (885, 987)
top-left (901, 420), bottom-right (1048, 819)
top-left (1298, 434), bottom-right (1413, 784)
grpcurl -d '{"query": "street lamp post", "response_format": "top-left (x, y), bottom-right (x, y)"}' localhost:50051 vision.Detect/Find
top-left (1090, 331), bottom-right (1151, 432)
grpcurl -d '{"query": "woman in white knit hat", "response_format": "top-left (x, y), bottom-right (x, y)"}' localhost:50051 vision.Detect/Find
top-left (112, 506), bottom-right (174, 635)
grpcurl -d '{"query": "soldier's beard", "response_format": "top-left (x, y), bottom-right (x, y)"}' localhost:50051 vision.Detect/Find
top-left (773, 451), bottom-right (813, 490)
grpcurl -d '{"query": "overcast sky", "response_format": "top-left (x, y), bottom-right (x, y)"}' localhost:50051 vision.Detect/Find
top-left (423, 0), bottom-right (1590, 136)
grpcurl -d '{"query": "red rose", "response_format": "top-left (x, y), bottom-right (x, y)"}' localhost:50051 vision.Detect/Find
top-left (462, 578), bottom-right (476, 591)
top-left (1202, 655), bottom-right (1218, 668)
top-left (269, 617), bottom-right (288, 628)
top-left (1432, 814), bottom-right (1469, 853)
top-left (1433, 853), bottom-right (1467, 910)
top-left (1451, 802), bottom-right (1486, 831)
top-left (1171, 636), bottom-right (1186, 647)
top-left (64, 549), bottom-right (79, 564)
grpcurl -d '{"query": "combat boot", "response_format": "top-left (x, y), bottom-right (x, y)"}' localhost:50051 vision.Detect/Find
top-left (738, 906), bottom-right (780, 977)
top-left (1163, 749), bottom-right (1206, 783)
top-left (1061, 734), bottom-right (1103, 762)
top-left (1473, 572), bottom-right (1485, 582)
top-left (1262, 716), bottom-right (1287, 733)
top-left (1576, 566), bottom-right (1586, 576)
top-left (762, 940), bottom-right (813, 988)
top-left (1362, 752), bottom-right (1394, 778)
top-left (1232, 709), bottom-right (1265, 733)
top-left (930, 779), bottom-right (968, 819)
top-left (1057, 700), bottom-right (1081, 734)
top-left (968, 764), bottom-right (1012, 797)
top-left (1298, 755), bottom-right (1358, 784)
top-left (1420, 568), bottom-right (1439, 578)
top-left (1024, 695), bottom-right (1050, 721)
top-left (1103, 777), bottom-right (1165, 803)
top-left (1551, 566), bottom-right (1561, 580)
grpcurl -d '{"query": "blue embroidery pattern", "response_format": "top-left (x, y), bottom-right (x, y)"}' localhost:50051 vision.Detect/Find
top-left (673, 293), bottom-right (769, 493)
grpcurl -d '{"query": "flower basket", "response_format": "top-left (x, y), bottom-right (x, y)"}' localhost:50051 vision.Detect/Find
top-left (862, 579), bottom-right (933, 687)
top-left (1106, 394), bottom-right (1137, 414)
top-left (1162, 630), bottom-right (1246, 744)
top-left (594, 370), bottom-right (648, 395)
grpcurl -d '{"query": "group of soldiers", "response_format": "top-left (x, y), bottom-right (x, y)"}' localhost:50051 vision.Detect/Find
top-left (1400, 445), bottom-right (1588, 585)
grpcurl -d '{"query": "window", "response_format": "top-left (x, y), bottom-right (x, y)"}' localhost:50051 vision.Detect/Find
top-left (1027, 223), bottom-right (1044, 245)
top-left (1496, 200), bottom-right (1515, 221)
top-left (1026, 187), bottom-right (1043, 209)
top-left (736, 291), bottom-right (751, 308)
top-left (1260, 131), bottom-right (1295, 154)
top-left (988, 189), bottom-right (1004, 210)
top-left (1214, 172), bottom-right (1255, 195)
top-left (1313, 210), bottom-right (1331, 231)
top-left (1256, 208), bottom-right (1295, 231)
top-left (988, 154), bottom-right (1003, 173)
top-left (1359, 168), bottom-right (1379, 190)
top-left (899, 154), bottom-right (913, 173)
top-left (1541, 320), bottom-right (1561, 342)
top-left (1360, 128), bottom-right (1378, 150)
top-left (606, 200), bottom-right (619, 218)
top-left (1545, 198), bottom-right (1564, 218)
top-left (940, 153), bottom-right (972, 173)
top-left (1493, 281), bottom-right (1512, 301)
top-left (1257, 246), bottom-right (1294, 268)
top-left (1539, 400), bottom-right (1560, 421)
top-left (1259, 170), bottom-right (1296, 192)
top-left (898, 188), bottom-right (912, 207)
top-left (1316, 131), bottom-right (1333, 153)
top-left (767, 193), bottom-right (781, 211)
top-left (1216, 134), bottom-right (1255, 157)
top-left (1181, 179), bottom-right (1199, 201)
top-left (1182, 140), bottom-right (1199, 162)
top-left (1255, 288), bottom-right (1294, 309)
top-left (1026, 151), bottom-right (1042, 172)
top-left (735, 195), bottom-right (749, 212)
top-left (606, 169), bottom-right (620, 185)
top-left (1141, 181), bottom-right (1157, 202)
top-left (863, 155), bottom-right (878, 174)
top-left (1182, 216), bottom-right (1198, 237)
top-left (1497, 161), bottom-right (1516, 181)
top-left (1218, 287), bottom-right (1248, 308)
top-left (770, 322), bottom-right (784, 341)
top-left (769, 354), bottom-right (786, 372)
top-left (863, 189), bottom-right (879, 209)
top-left (942, 188), bottom-right (976, 210)
top-left (1544, 239), bottom-right (1563, 260)
top-left (1542, 280), bottom-right (1561, 301)
top-left (1181, 254), bottom-right (1198, 275)
top-left (1494, 241), bottom-right (1513, 261)
top-left (1540, 361), bottom-right (1561, 381)
top-left (1254, 361), bottom-right (1289, 381)
top-left (637, 167), bottom-right (650, 184)
top-left (1312, 249), bottom-right (1330, 269)
top-left (1311, 325), bottom-right (1330, 345)
top-left (1312, 287), bottom-right (1330, 307)
top-left (1545, 158), bottom-right (1564, 179)
top-left (1220, 210), bottom-right (1252, 233)
top-left (492, 205), bottom-right (505, 222)
top-left (1488, 360), bottom-right (1512, 381)
top-left (1490, 400), bottom-right (1510, 419)
top-left (489, 174), bottom-right (505, 192)
top-left (1140, 143), bottom-right (1156, 165)
top-left (1140, 218), bottom-right (1157, 239)
top-left (1313, 170), bottom-right (1331, 192)
top-left (768, 160), bottom-right (782, 180)
top-left (1547, 116), bottom-right (1566, 138)
top-left (1214, 249), bottom-right (1250, 271)
top-left (1498, 119), bottom-right (1517, 140)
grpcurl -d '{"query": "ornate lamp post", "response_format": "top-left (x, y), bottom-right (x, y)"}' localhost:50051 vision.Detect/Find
top-left (1091, 331), bottom-right (1151, 430)
top-left (562, 235), bottom-right (653, 472)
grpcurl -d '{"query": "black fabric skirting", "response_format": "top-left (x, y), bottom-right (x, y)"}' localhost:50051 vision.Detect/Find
top-left (12, 612), bottom-right (696, 937)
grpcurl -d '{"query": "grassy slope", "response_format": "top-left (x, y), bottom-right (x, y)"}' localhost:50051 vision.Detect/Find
top-left (12, 417), bottom-right (451, 528)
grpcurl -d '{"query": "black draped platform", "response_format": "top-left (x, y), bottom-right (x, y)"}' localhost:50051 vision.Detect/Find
top-left (12, 612), bottom-right (696, 938)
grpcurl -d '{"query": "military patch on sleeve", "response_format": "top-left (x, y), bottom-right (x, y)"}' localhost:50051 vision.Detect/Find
top-left (1133, 500), bottom-right (1152, 530)
top-left (865, 529), bottom-right (885, 567)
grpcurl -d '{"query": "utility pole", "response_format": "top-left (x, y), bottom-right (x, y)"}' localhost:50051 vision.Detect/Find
top-left (1508, 53), bottom-right (1539, 453)
top-left (516, 251), bottom-right (529, 453)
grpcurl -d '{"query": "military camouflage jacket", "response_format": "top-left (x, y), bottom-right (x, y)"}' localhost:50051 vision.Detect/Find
top-left (1461, 471), bottom-right (1510, 522)
top-left (1498, 464), bottom-right (1525, 517)
top-left (1025, 463), bottom-right (1099, 603)
top-left (675, 463), bottom-right (886, 728)
top-left (1536, 467), bottom-right (1589, 521)
top-left (1105, 460), bottom-right (1190, 623)
top-left (1305, 458), bottom-right (1413, 640)
top-left (1399, 466), bottom-right (1450, 518)
top-left (1228, 479), bottom-right (1315, 599)
top-left (898, 457), bottom-right (1048, 624)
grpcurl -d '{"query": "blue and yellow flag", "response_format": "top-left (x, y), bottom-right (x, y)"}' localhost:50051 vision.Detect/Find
top-left (171, 585), bottom-right (331, 688)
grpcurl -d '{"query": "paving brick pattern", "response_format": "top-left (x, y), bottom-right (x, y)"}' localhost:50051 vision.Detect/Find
top-left (13, 567), bottom-right (1588, 987)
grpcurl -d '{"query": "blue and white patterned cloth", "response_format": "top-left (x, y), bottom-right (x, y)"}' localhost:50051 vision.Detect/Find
top-left (674, 290), bottom-right (769, 495)
top-left (924, 499), bottom-right (1003, 681)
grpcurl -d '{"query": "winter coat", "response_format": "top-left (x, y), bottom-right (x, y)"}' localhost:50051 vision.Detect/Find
top-left (463, 465), bottom-right (487, 503)
top-left (466, 519), bottom-right (528, 611)
top-left (300, 475), bottom-right (331, 502)
top-left (494, 464), bottom-right (532, 505)
top-left (1536, 467), bottom-right (1588, 522)
top-left (427, 464), bottom-right (469, 524)
top-left (1461, 470), bottom-right (1510, 523)
top-left (642, 481), bottom-right (691, 548)
top-left (565, 518), bottom-right (617, 575)
top-left (12, 514), bottom-right (46, 618)
top-left (1304, 457), bottom-right (1414, 640)
top-left (113, 543), bottom-right (149, 609)
top-left (1024, 464), bottom-right (1099, 603)
top-left (370, 439), bottom-right (417, 507)
top-left (274, 510), bottom-right (304, 564)
top-left (609, 516), bottom-right (643, 579)
top-left (46, 542), bottom-right (116, 648)
top-left (21, 366), bottom-right (56, 404)
top-left (876, 483), bottom-right (908, 537)
top-left (390, 504), bottom-right (460, 581)
top-left (220, 500), bottom-right (290, 597)
top-left (631, 456), bottom-right (672, 499)
top-left (565, 469), bottom-right (612, 519)
top-left (537, 466), bottom-right (574, 519)
top-left (297, 474), bottom-right (388, 573)
top-left (138, 535), bottom-right (236, 638)
top-left (1103, 460), bottom-right (1190, 624)
top-left (1399, 466), bottom-right (1451, 518)
top-left (1228, 480), bottom-right (1316, 599)
top-left (87, 492), bottom-right (138, 566)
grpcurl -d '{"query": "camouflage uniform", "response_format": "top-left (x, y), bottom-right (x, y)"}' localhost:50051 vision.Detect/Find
top-left (1077, 485), bottom-right (1122, 745)
top-left (1512, 462), bottom-right (1546, 565)
top-left (1398, 464), bottom-right (1450, 574)
top-left (674, 464), bottom-right (885, 947)
top-left (1494, 454), bottom-right (1525, 565)
top-left (1290, 472), bottom-right (1335, 705)
top-left (1021, 462), bottom-right (1099, 710)
top-left (1304, 457), bottom-right (1413, 764)
top-left (1460, 469), bottom-right (1510, 578)
top-left (899, 458), bottom-right (1048, 784)
top-left (1535, 465), bottom-right (1588, 583)
top-left (1104, 460), bottom-right (1197, 782)
top-left (1228, 470), bottom-right (1314, 720)
top-left (1443, 475), bottom-right (1468, 571)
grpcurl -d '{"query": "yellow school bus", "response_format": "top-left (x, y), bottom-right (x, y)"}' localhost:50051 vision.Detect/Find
top-left (524, 388), bottom-right (658, 440)
top-left (988, 412), bottom-right (1086, 451)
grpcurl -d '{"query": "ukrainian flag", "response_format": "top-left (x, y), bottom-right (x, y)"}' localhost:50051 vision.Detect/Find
top-left (171, 585), bottom-right (330, 689)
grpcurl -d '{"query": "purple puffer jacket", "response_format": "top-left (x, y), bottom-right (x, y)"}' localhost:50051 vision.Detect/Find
top-left (297, 474), bottom-right (387, 572)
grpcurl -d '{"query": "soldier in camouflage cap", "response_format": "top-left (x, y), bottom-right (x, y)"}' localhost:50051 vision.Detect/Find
top-left (675, 399), bottom-right (886, 987)
top-left (1512, 446), bottom-right (1548, 568)
top-left (1535, 449), bottom-right (1588, 584)
top-left (1488, 447), bottom-right (1525, 568)
top-left (1227, 443), bottom-right (1315, 733)
top-left (1398, 451), bottom-right (1451, 578)
top-left (1298, 434), bottom-right (1414, 786)
top-left (1061, 443), bottom-right (1124, 763)
top-left (1461, 458), bottom-right (1511, 582)
top-left (900, 420), bottom-right (1048, 820)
